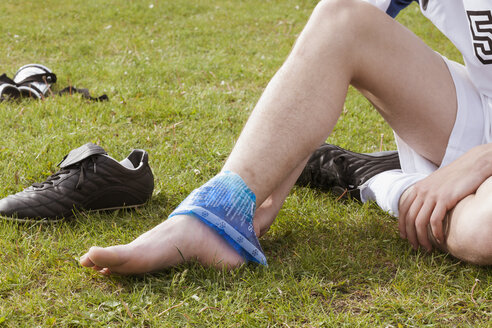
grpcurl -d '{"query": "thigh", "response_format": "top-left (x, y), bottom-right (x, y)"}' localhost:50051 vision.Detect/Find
top-left (431, 176), bottom-right (492, 265)
top-left (393, 58), bottom-right (485, 175)
top-left (346, 2), bottom-right (458, 166)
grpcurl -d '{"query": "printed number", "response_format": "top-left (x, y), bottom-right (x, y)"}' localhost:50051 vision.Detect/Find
top-left (467, 10), bottom-right (492, 65)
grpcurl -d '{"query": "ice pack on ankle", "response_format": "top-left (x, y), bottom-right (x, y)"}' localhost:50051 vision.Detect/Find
top-left (169, 171), bottom-right (267, 265)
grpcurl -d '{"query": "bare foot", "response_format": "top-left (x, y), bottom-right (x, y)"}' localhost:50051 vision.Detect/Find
top-left (79, 215), bottom-right (244, 275)
top-left (80, 174), bottom-right (292, 275)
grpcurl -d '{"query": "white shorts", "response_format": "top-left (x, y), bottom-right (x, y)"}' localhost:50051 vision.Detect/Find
top-left (361, 56), bottom-right (492, 216)
top-left (397, 55), bottom-right (491, 174)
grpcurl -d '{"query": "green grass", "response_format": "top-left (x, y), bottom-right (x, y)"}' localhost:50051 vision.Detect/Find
top-left (0, 0), bottom-right (490, 326)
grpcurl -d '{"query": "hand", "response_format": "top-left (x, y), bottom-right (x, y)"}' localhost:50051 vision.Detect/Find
top-left (398, 144), bottom-right (492, 251)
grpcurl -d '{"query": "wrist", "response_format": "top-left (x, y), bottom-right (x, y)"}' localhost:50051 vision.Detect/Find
top-left (472, 144), bottom-right (492, 178)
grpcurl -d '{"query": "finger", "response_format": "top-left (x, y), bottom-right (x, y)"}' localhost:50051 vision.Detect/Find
top-left (398, 214), bottom-right (407, 240)
top-left (429, 204), bottom-right (447, 244)
top-left (405, 197), bottom-right (423, 250)
top-left (398, 188), bottom-right (417, 239)
top-left (414, 200), bottom-right (435, 251)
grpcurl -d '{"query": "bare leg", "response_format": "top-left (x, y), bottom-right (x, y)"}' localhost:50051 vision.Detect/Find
top-left (81, 0), bottom-right (458, 274)
top-left (444, 177), bottom-right (492, 265)
top-left (401, 177), bottom-right (492, 265)
top-left (224, 1), bottom-right (456, 204)
top-left (253, 156), bottom-right (310, 237)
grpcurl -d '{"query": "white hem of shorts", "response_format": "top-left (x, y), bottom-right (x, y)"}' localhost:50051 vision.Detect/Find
top-left (440, 56), bottom-right (485, 168)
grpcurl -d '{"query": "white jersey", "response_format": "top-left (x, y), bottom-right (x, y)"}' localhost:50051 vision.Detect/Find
top-left (363, 0), bottom-right (492, 97)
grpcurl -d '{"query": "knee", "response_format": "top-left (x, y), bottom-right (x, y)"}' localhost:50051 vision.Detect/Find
top-left (305, 0), bottom-right (373, 44)
top-left (311, 0), bottom-right (362, 28)
top-left (313, 0), bottom-right (352, 15)
top-left (446, 200), bottom-right (492, 265)
top-left (314, 0), bottom-right (362, 17)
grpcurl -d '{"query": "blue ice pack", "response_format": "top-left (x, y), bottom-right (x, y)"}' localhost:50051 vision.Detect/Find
top-left (169, 171), bottom-right (267, 265)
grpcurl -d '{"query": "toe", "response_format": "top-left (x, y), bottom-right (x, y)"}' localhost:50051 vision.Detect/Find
top-left (79, 253), bottom-right (95, 268)
top-left (85, 246), bottom-right (129, 269)
top-left (99, 268), bottom-right (112, 275)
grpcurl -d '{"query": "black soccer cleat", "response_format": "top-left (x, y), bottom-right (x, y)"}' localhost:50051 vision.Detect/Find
top-left (296, 143), bottom-right (401, 200)
top-left (0, 143), bottom-right (154, 221)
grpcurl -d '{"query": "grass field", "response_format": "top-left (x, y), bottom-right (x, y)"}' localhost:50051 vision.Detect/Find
top-left (0, 0), bottom-right (490, 326)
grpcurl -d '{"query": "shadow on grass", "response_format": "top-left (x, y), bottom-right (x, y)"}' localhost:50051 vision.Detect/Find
top-left (258, 189), bottom-right (476, 283)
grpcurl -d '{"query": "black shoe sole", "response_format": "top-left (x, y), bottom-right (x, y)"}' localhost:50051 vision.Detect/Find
top-left (0, 202), bottom-right (149, 223)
